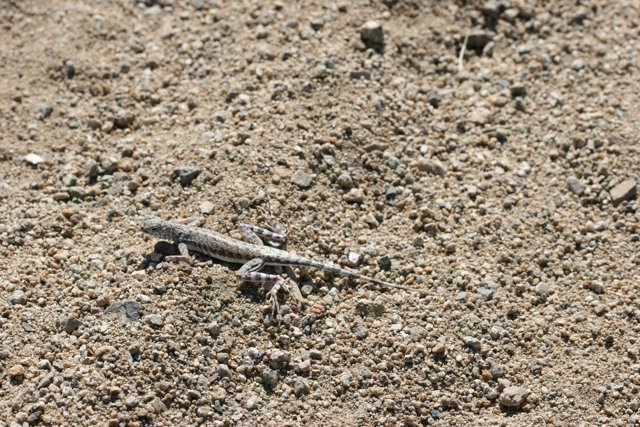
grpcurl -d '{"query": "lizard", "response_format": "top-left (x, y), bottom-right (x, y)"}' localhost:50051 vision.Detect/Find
top-left (140, 215), bottom-right (422, 318)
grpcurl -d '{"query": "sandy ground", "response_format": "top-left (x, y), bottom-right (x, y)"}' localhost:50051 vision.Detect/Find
top-left (0, 0), bottom-right (639, 426)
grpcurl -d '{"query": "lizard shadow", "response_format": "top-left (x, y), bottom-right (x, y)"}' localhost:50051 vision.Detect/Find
top-left (139, 241), bottom-right (285, 305)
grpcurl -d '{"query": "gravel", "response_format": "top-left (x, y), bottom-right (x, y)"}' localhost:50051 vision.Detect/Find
top-left (0, 1), bottom-right (638, 426)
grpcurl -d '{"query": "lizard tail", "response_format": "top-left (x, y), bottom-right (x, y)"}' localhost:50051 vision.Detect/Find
top-left (306, 261), bottom-right (421, 292)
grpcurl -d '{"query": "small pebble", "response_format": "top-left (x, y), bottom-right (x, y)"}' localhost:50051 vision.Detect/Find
top-left (490, 364), bottom-right (504, 379)
top-left (360, 21), bottom-right (384, 49)
top-left (199, 201), bottom-right (215, 214)
top-left (36, 103), bottom-right (53, 120)
top-left (58, 315), bottom-right (82, 334)
top-left (146, 314), bottom-right (164, 328)
top-left (291, 170), bottom-right (313, 188)
top-left (293, 380), bottom-right (309, 397)
top-left (344, 188), bottom-right (364, 203)
top-left (246, 395), bottom-right (260, 410)
top-left (24, 153), bottom-right (44, 166)
top-left (9, 364), bottom-right (25, 379)
top-left (104, 300), bottom-right (141, 322)
top-left (571, 59), bottom-right (586, 70)
top-left (261, 368), bottom-right (279, 386)
top-left (9, 289), bottom-right (26, 305)
top-left (173, 167), bottom-right (201, 187)
top-left (416, 159), bottom-right (446, 176)
top-left (567, 176), bottom-right (585, 195)
top-left (610, 179), bottom-right (636, 206)
top-left (462, 336), bottom-right (481, 351)
top-left (84, 160), bottom-right (99, 178)
top-left (499, 386), bottom-right (529, 407)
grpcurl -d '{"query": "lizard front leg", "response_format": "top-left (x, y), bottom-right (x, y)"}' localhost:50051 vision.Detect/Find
top-left (238, 224), bottom-right (287, 247)
top-left (164, 242), bottom-right (192, 264)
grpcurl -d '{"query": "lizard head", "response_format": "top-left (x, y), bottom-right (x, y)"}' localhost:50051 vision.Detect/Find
top-left (140, 215), bottom-right (175, 240)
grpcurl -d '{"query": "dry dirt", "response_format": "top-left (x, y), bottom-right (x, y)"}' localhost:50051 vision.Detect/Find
top-left (1, 0), bottom-right (639, 426)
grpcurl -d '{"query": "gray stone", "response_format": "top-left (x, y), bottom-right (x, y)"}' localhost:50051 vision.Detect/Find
top-left (58, 315), bottom-right (82, 334)
top-left (113, 110), bottom-right (134, 129)
top-left (146, 314), bottom-right (163, 328)
top-left (196, 406), bottom-right (213, 418)
top-left (261, 368), bottom-right (279, 386)
top-left (516, 45), bottom-right (534, 55)
top-left (104, 300), bottom-right (141, 322)
top-left (67, 117), bottom-right (81, 129)
top-left (218, 364), bottom-right (231, 378)
top-left (385, 186), bottom-right (398, 199)
top-left (36, 104), bottom-right (53, 120)
top-left (84, 159), bottom-right (99, 178)
top-left (297, 359), bottom-right (311, 374)
top-left (268, 350), bottom-right (291, 370)
top-left (567, 176), bottom-right (585, 195)
top-left (172, 167), bottom-right (201, 187)
top-left (146, 397), bottom-right (166, 414)
top-left (293, 380), bottom-right (309, 397)
top-left (490, 363), bottom-right (504, 379)
top-left (499, 386), bottom-right (529, 407)
top-left (344, 188), bottom-right (364, 203)
top-left (462, 336), bottom-right (481, 351)
top-left (340, 371), bottom-right (353, 387)
top-left (291, 170), bottom-right (313, 188)
top-left (416, 159), bottom-right (446, 176)
top-left (9, 290), bottom-right (26, 305)
top-left (125, 396), bottom-right (139, 408)
top-left (477, 288), bottom-right (494, 300)
top-left (571, 59), bottom-right (586, 71)
top-left (360, 21), bottom-right (383, 48)
top-left (610, 179), bottom-right (636, 206)
top-left (246, 395), bottom-right (260, 410)
top-left (426, 89), bottom-right (441, 107)
top-left (337, 172), bottom-right (353, 188)
top-left (355, 326), bottom-right (368, 339)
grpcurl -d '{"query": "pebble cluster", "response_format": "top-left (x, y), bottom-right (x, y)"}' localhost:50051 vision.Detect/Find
top-left (0, 1), bottom-right (638, 426)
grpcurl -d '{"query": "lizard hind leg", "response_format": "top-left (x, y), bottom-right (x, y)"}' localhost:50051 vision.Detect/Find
top-left (236, 258), bottom-right (291, 320)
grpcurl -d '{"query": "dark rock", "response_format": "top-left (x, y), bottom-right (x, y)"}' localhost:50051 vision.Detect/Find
top-left (467, 30), bottom-right (492, 49)
top-left (104, 300), bottom-right (141, 322)
top-left (172, 167), bottom-right (202, 187)
top-left (58, 315), bottom-right (81, 333)
top-left (360, 21), bottom-right (384, 50)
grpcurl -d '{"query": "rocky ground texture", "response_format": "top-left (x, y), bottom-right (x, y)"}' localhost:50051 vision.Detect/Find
top-left (1, 0), bottom-right (639, 426)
